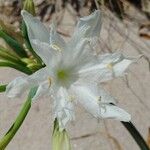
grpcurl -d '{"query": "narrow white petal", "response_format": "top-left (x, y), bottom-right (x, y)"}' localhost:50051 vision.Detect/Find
top-left (98, 86), bottom-right (116, 104)
top-left (21, 10), bottom-right (49, 43)
top-left (98, 53), bottom-right (138, 82)
top-left (6, 77), bottom-right (30, 98)
top-left (69, 25), bottom-right (89, 49)
top-left (63, 39), bottom-right (94, 70)
top-left (49, 23), bottom-right (66, 51)
top-left (79, 53), bottom-right (137, 83)
top-left (72, 84), bottom-right (101, 118)
top-left (75, 10), bottom-right (101, 38)
top-left (31, 39), bottom-right (61, 67)
top-left (32, 80), bottom-right (50, 100)
top-left (54, 87), bottom-right (75, 130)
top-left (113, 59), bottom-right (133, 76)
top-left (6, 68), bottom-right (48, 98)
top-left (71, 84), bottom-right (130, 121)
top-left (27, 67), bottom-right (49, 84)
top-left (78, 61), bottom-right (107, 83)
top-left (98, 53), bottom-right (122, 64)
top-left (100, 105), bottom-right (131, 122)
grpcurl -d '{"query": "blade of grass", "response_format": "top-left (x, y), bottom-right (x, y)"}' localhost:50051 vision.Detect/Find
top-left (0, 87), bottom-right (37, 150)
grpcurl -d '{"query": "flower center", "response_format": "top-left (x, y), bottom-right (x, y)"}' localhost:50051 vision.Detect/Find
top-left (57, 70), bottom-right (68, 81)
top-left (56, 68), bottom-right (78, 88)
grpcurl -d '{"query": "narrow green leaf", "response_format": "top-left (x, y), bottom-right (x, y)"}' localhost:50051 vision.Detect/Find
top-left (0, 87), bottom-right (38, 149)
top-left (0, 29), bottom-right (28, 58)
top-left (0, 59), bottom-right (32, 75)
top-left (0, 46), bottom-right (26, 66)
top-left (0, 19), bottom-right (24, 45)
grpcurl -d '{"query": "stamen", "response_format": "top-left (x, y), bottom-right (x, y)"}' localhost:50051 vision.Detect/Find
top-left (97, 96), bottom-right (107, 113)
top-left (48, 77), bottom-right (52, 88)
top-left (107, 63), bottom-right (113, 70)
top-left (69, 95), bottom-right (75, 102)
top-left (97, 96), bottom-right (101, 103)
top-left (51, 44), bottom-right (61, 52)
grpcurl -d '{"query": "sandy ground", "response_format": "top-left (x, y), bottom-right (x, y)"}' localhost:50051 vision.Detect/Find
top-left (0, 9), bottom-right (150, 150)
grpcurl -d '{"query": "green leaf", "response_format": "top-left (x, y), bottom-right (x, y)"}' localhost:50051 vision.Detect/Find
top-left (0, 87), bottom-right (38, 150)
top-left (0, 59), bottom-right (32, 75)
top-left (0, 46), bottom-right (27, 66)
top-left (0, 19), bottom-right (24, 45)
top-left (0, 29), bottom-right (28, 58)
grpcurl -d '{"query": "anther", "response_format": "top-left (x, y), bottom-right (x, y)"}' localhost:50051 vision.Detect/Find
top-left (51, 44), bottom-right (61, 52)
top-left (48, 77), bottom-right (52, 87)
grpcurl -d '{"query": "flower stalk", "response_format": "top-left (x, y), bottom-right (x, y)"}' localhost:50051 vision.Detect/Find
top-left (121, 121), bottom-right (150, 150)
top-left (0, 87), bottom-right (37, 149)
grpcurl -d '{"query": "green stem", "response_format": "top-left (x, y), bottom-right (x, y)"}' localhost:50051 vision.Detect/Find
top-left (0, 60), bottom-right (32, 75)
top-left (0, 87), bottom-right (37, 150)
top-left (0, 84), bottom-right (7, 92)
top-left (121, 121), bottom-right (150, 150)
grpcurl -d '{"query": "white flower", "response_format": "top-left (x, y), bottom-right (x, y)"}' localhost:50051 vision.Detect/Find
top-left (6, 10), bottom-right (136, 130)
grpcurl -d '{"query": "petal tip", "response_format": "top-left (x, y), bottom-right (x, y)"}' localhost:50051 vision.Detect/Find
top-left (21, 10), bottom-right (28, 16)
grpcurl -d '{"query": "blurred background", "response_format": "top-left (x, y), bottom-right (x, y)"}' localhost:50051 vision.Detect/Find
top-left (0, 0), bottom-right (150, 149)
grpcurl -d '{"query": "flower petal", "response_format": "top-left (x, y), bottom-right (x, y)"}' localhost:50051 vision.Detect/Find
top-left (6, 68), bottom-right (48, 98)
top-left (32, 80), bottom-right (50, 100)
top-left (31, 39), bottom-right (61, 67)
top-left (78, 53), bottom-right (138, 83)
top-left (49, 23), bottom-right (66, 51)
top-left (28, 67), bottom-right (49, 84)
top-left (98, 53), bottom-right (139, 82)
top-left (100, 104), bottom-right (131, 122)
top-left (54, 87), bottom-right (75, 130)
top-left (6, 76), bottom-right (29, 98)
top-left (62, 39), bottom-right (95, 71)
top-left (21, 10), bottom-right (49, 43)
top-left (75, 10), bottom-right (101, 38)
top-left (71, 84), bottom-right (130, 121)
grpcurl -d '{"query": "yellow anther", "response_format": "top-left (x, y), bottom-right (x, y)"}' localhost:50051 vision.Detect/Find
top-left (48, 77), bottom-right (52, 87)
top-left (51, 44), bottom-right (61, 52)
top-left (107, 63), bottom-right (113, 70)
top-left (97, 96), bottom-right (101, 103)
top-left (69, 95), bottom-right (75, 102)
